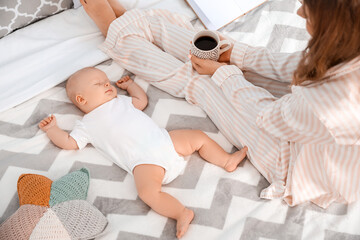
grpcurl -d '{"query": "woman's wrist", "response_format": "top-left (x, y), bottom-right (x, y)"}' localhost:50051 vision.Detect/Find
top-left (211, 62), bottom-right (228, 76)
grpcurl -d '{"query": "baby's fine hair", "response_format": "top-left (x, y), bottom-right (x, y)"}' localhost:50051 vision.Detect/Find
top-left (65, 67), bottom-right (97, 105)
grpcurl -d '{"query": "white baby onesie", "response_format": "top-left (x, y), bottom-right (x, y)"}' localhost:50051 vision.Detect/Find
top-left (70, 95), bottom-right (186, 184)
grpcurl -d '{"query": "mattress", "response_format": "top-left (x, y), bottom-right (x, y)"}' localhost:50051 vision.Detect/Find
top-left (1, 0), bottom-right (359, 239)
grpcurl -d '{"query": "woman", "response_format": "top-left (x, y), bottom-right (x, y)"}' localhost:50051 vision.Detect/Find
top-left (82, 0), bottom-right (360, 208)
top-left (189, 0), bottom-right (360, 208)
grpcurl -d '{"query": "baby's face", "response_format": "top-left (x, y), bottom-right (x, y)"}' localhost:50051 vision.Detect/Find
top-left (74, 68), bottom-right (117, 112)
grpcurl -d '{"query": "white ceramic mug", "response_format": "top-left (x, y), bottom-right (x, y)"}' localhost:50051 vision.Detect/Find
top-left (191, 30), bottom-right (231, 61)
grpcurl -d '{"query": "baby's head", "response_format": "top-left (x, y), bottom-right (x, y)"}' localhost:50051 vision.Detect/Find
top-left (66, 67), bottom-right (117, 113)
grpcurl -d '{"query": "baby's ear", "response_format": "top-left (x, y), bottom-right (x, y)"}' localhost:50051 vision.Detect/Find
top-left (76, 95), bottom-right (86, 105)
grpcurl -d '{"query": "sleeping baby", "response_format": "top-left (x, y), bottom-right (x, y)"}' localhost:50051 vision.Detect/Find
top-left (38, 67), bottom-right (248, 238)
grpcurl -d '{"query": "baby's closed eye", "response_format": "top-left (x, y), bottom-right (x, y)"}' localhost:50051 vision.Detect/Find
top-left (96, 80), bottom-right (110, 86)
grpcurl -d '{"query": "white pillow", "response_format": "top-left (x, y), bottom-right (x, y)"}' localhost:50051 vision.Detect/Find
top-left (0, 7), bottom-right (108, 113)
top-left (72, 0), bottom-right (196, 17)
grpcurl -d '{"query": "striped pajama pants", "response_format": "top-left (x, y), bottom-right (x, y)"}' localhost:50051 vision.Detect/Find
top-left (99, 9), bottom-right (289, 196)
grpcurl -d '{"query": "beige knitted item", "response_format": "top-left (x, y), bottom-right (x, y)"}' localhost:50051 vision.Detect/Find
top-left (29, 208), bottom-right (71, 240)
top-left (52, 200), bottom-right (108, 240)
top-left (0, 205), bottom-right (47, 240)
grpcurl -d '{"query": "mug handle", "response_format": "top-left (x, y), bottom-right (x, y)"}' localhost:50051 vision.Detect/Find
top-left (218, 40), bottom-right (231, 55)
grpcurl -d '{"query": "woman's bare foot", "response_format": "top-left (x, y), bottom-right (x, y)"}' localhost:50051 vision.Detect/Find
top-left (224, 146), bottom-right (248, 172)
top-left (176, 208), bottom-right (194, 239)
top-left (80, 0), bottom-right (116, 37)
top-left (107, 0), bottom-right (126, 18)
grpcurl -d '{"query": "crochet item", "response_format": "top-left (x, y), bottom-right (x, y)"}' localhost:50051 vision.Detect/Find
top-left (30, 208), bottom-right (71, 240)
top-left (17, 174), bottom-right (52, 207)
top-left (0, 205), bottom-right (47, 240)
top-left (52, 200), bottom-right (108, 239)
top-left (49, 168), bottom-right (89, 207)
top-left (0, 168), bottom-right (107, 240)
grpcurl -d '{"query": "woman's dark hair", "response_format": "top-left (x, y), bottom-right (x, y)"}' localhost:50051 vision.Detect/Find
top-left (293, 0), bottom-right (360, 85)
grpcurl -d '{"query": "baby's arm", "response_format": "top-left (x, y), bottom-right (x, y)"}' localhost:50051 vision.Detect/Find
top-left (38, 115), bottom-right (79, 150)
top-left (116, 76), bottom-right (148, 110)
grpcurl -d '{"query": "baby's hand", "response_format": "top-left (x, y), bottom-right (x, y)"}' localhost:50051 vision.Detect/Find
top-left (38, 115), bottom-right (57, 132)
top-left (116, 76), bottom-right (134, 90)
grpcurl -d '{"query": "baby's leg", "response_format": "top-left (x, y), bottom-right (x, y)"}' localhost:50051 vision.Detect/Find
top-left (80, 0), bottom-right (118, 37)
top-left (133, 164), bottom-right (194, 239)
top-left (169, 130), bottom-right (248, 172)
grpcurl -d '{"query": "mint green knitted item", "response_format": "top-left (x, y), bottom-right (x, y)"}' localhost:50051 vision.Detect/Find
top-left (49, 168), bottom-right (90, 207)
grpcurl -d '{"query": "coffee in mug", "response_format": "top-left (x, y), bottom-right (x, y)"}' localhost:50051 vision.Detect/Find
top-left (194, 36), bottom-right (218, 51)
top-left (191, 30), bottom-right (231, 61)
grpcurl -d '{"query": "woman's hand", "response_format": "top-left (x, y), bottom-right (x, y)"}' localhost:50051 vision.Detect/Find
top-left (218, 46), bottom-right (233, 63)
top-left (218, 33), bottom-right (234, 63)
top-left (190, 55), bottom-right (227, 75)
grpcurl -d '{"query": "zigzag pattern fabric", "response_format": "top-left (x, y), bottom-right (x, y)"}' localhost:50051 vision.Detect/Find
top-left (1, 0), bottom-right (360, 239)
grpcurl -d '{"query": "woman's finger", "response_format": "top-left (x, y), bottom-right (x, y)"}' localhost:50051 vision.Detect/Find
top-left (190, 59), bottom-right (201, 72)
top-left (191, 55), bottom-right (207, 70)
top-left (190, 55), bottom-right (202, 65)
top-left (191, 55), bottom-right (215, 67)
top-left (190, 60), bottom-right (198, 70)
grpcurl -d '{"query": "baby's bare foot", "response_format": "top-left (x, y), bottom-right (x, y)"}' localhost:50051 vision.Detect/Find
top-left (176, 208), bottom-right (194, 239)
top-left (224, 146), bottom-right (248, 172)
top-left (80, 0), bottom-right (116, 36)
